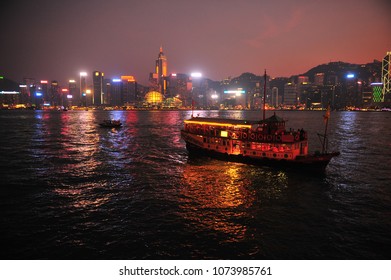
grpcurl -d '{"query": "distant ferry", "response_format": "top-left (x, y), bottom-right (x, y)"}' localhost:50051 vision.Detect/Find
top-left (181, 70), bottom-right (339, 172)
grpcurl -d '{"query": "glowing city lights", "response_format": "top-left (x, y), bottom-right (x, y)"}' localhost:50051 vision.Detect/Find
top-left (191, 72), bottom-right (202, 78)
top-left (121, 75), bottom-right (135, 82)
top-left (224, 90), bottom-right (245, 94)
top-left (0, 91), bottom-right (20, 94)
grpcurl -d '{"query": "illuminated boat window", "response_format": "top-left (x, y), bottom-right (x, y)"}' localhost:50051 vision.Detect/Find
top-left (220, 131), bottom-right (228, 137)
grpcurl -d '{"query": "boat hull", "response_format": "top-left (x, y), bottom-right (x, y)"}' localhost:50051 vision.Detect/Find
top-left (184, 140), bottom-right (339, 172)
top-left (99, 123), bottom-right (122, 128)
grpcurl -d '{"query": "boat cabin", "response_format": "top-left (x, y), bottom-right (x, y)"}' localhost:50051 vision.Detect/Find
top-left (182, 113), bottom-right (309, 160)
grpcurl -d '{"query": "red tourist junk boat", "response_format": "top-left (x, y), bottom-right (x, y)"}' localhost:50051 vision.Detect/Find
top-left (180, 71), bottom-right (340, 172)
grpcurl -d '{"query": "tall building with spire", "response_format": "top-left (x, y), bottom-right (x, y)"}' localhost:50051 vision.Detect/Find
top-left (156, 46), bottom-right (167, 95)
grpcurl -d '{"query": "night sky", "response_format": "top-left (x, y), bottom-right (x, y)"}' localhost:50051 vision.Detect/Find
top-left (1, 0), bottom-right (390, 86)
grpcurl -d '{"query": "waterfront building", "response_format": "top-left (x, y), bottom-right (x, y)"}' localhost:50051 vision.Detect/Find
top-left (61, 88), bottom-right (69, 107)
top-left (33, 84), bottom-right (43, 108)
top-left (149, 46), bottom-right (168, 95)
top-left (102, 78), bottom-right (110, 105)
top-left (93, 71), bottom-right (104, 106)
top-left (361, 86), bottom-right (373, 107)
top-left (20, 78), bottom-right (35, 106)
top-left (166, 73), bottom-right (191, 106)
top-left (0, 77), bottom-right (20, 108)
top-left (371, 82), bottom-right (384, 103)
top-left (382, 51), bottom-right (391, 102)
top-left (270, 77), bottom-right (289, 108)
top-left (271, 87), bottom-right (279, 108)
top-left (145, 90), bottom-right (163, 107)
top-left (156, 46), bottom-right (167, 95)
top-left (166, 73), bottom-right (178, 98)
top-left (219, 72), bottom-right (263, 109)
top-left (68, 79), bottom-right (77, 107)
top-left (49, 80), bottom-right (60, 107)
top-left (299, 84), bottom-right (322, 109)
top-left (283, 82), bottom-right (298, 106)
top-left (39, 80), bottom-right (49, 106)
top-left (189, 73), bottom-right (211, 108)
top-left (80, 72), bottom-right (87, 107)
top-left (109, 78), bottom-right (122, 106)
top-left (104, 76), bottom-right (137, 107)
top-left (121, 75), bottom-right (137, 106)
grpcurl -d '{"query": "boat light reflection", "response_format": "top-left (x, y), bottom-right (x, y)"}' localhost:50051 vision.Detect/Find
top-left (180, 162), bottom-right (256, 241)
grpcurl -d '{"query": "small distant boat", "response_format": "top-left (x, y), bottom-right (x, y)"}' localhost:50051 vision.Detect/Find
top-left (99, 119), bottom-right (122, 128)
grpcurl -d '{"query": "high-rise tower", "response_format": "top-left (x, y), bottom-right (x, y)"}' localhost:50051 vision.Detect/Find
top-left (156, 46), bottom-right (167, 94)
top-left (93, 71), bottom-right (104, 106)
top-left (80, 72), bottom-right (87, 107)
top-left (382, 51), bottom-right (391, 102)
top-left (68, 79), bottom-right (77, 107)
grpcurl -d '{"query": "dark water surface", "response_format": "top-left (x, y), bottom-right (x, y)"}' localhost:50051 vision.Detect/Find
top-left (1, 110), bottom-right (390, 259)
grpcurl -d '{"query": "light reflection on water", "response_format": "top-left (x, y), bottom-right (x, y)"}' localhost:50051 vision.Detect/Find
top-left (53, 184), bottom-right (112, 210)
top-left (180, 159), bottom-right (288, 242)
top-left (1, 110), bottom-right (391, 259)
top-left (30, 110), bottom-right (101, 179)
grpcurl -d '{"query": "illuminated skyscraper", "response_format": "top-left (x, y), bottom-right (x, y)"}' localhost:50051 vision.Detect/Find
top-left (50, 80), bottom-right (60, 106)
top-left (283, 83), bottom-right (298, 106)
top-left (382, 51), bottom-right (391, 102)
top-left (371, 82), bottom-right (383, 103)
top-left (68, 79), bottom-right (77, 107)
top-left (156, 46), bottom-right (167, 94)
top-left (80, 72), bottom-right (87, 106)
top-left (93, 71), bottom-right (104, 106)
top-left (121, 75), bottom-right (137, 105)
top-left (40, 80), bottom-right (49, 105)
top-left (109, 79), bottom-right (122, 106)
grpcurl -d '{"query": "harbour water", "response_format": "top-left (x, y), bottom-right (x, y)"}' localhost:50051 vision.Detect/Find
top-left (0, 109), bottom-right (390, 259)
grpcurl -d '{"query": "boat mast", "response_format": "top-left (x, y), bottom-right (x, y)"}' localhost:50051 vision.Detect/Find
top-left (191, 99), bottom-right (194, 118)
top-left (322, 104), bottom-right (330, 153)
top-left (263, 69), bottom-right (267, 125)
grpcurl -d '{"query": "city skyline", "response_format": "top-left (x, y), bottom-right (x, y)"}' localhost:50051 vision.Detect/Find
top-left (1, 0), bottom-right (390, 85)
